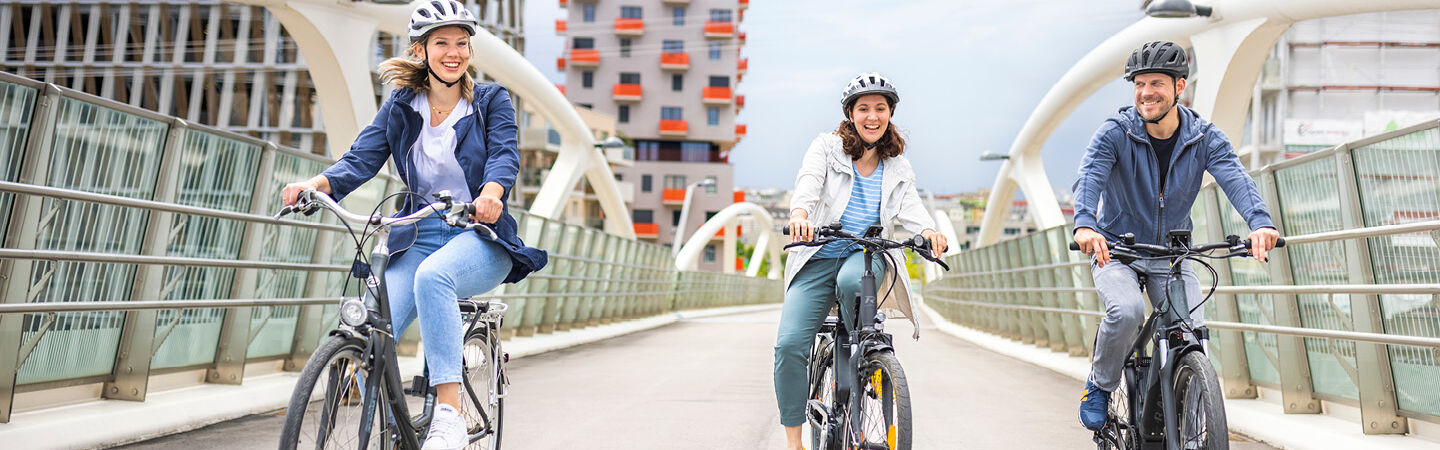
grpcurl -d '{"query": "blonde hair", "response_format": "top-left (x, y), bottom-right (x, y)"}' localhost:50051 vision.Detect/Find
top-left (377, 30), bottom-right (475, 102)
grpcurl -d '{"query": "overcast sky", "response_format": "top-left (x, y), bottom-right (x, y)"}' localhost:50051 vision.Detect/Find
top-left (523, 0), bottom-right (1148, 196)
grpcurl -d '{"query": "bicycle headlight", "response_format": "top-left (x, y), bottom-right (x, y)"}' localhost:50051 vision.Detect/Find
top-left (339, 298), bottom-right (368, 327)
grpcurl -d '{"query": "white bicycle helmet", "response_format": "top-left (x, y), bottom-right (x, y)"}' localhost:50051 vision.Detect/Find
top-left (840, 72), bottom-right (899, 113)
top-left (409, 0), bottom-right (479, 43)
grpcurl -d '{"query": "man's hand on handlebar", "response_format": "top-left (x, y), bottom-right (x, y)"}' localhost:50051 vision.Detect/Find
top-left (1247, 226), bottom-right (1281, 263)
top-left (1074, 227), bottom-right (1111, 267)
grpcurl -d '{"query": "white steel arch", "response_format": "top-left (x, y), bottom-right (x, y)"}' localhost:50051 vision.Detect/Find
top-left (230, 0), bottom-right (635, 237)
top-left (675, 202), bottom-right (782, 279)
top-left (977, 0), bottom-right (1440, 246)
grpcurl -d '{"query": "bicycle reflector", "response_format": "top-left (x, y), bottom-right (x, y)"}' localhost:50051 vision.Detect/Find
top-left (339, 298), bottom-right (367, 327)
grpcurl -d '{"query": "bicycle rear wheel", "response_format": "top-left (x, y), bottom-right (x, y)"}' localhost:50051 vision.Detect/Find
top-left (460, 329), bottom-right (503, 449)
top-left (279, 335), bottom-right (392, 450)
top-left (854, 351), bottom-right (911, 450)
top-left (1173, 351), bottom-right (1228, 450)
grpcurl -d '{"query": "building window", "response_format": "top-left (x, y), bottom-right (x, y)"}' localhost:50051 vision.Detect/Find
top-left (703, 176), bottom-right (718, 193)
top-left (621, 6), bottom-right (642, 19)
top-left (620, 38), bottom-right (632, 57)
top-left (705, 211), bottom-right (718, 220)
top-left (671, 74), bottom-right (684, 92)
top-left (707, 107), bottom-right (719, 126)
top-left (633, 209), bottom-right (654, 224)
top-left (708, 76), bottom-right (730, 88)
top-left (664, 174), bottom-right (687, 189)
top-left (581, 71), bottom-right (594, 88)
top-left (573, 37), bottom-right (595, 49)
top-left (704, 244), bottom-right (716, 262)
top-left (661, 106), bottom-right (683, 121)
top-left (1004, 227), bottom-right (1020, 235)
top-left (663, 40), bottom-right (684, 54)
top-left (618, 105), bottom-right (630, 123)
top-left (641, 174), bottom-right (653, 192)
top-left (582, 4), bottom-right (596, 22)
top-left (619, 72), bottom-right (641, 84)
top-left (681, 142), bottom-right (710, 162)
top-left (637, 141), bottom-right (660, 160)
top-left (577, 103), bottom-right (593, 109)
top-left (672, 6), bottom-right (685, 26)
top-left (708, 42), bottom-right (721, 60)
top-left (671, 210), bottom-right (682, 226)
top-left (965, 225), bottom-right (980, 234)
top-left (709, 9), bottom-right (732, 22)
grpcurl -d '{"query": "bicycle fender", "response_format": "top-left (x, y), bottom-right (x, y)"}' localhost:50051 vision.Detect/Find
top-left (861, 334), bottom-right (894, 357)
top-left (328, 328), bottom-right (365, 341)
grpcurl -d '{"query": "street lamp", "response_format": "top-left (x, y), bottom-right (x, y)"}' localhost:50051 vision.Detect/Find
top-left (593, 136), bottom-right (626, 149)
top-left (672, 178), bottom-right (717, 255)
top-left (1144, 0), bottom-right (1213, 18)
top-left (979, 151), bottom-right (1011, 161)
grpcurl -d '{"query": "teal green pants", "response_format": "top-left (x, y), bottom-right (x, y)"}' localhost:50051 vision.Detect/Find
top-left (773, 251), bottom-right (887, 427)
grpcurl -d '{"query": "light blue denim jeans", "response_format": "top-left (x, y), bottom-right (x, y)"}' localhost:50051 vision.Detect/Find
top-left (385, 214), bottom-right (513, 386)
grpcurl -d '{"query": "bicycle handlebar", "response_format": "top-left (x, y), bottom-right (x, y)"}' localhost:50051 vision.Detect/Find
top-left (275, 189), bottom-right (498, 240)
top-left (782, 223), bottom-right (950, 271)
top-left (1067, 233), bottom-right (1285, 258)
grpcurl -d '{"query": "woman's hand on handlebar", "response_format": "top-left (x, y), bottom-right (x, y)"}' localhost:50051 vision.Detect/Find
top-left (281, 176), bottom-right (331, 206)
top-left (1074, 227), bottom-right (1111, 267)
top-left (1248, 226), bottom-right (1281, 263)
top-left (920, 229), bottom-right (947, 259)
top-left (788, 210), bottom-right (813, 243)
top-left (472, 183), bottom-right (506, 224)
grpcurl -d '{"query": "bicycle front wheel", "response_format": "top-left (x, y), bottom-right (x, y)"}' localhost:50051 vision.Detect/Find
top-left (279, 335), bottom-right (392, 450)
top-left (460, 329), bottom-right (503, 449)
top-left (1172, 351), bottom-right (1228, 450)
top-left (854, 351), bottom-right (911, 450)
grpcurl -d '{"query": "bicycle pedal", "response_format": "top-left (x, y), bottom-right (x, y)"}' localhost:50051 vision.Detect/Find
top-left (403, 375), bottom-right (428, 397)
top-left (503, 352), bottom-right (509, 363)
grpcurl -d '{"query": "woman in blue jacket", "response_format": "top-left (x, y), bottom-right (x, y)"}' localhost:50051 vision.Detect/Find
top-left (280, 1), bottom-right (545, 448)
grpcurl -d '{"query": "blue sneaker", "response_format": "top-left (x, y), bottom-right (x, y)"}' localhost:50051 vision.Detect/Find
top-left (1079, 380), bottom-right (1111, 430)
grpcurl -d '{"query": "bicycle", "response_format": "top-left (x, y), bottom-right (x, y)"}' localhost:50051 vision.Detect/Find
top-left (276, 189), bottom-right (509, 450)
top-left (1070, 230), bottom-right (1285, 450)
top-left (783, 223), bottom-right (950, 450)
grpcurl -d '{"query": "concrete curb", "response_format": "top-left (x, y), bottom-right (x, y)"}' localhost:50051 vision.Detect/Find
top-left (916, 299), bottom-right (1440, 450)
top-left (0, 303), bottom-right (782, 449)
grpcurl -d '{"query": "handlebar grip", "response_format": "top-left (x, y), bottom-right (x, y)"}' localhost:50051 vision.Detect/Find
top-left (782, 225), bottom-right (790, 236)
top-left (1275, 237), bottom-right (1286, 248)
top-left (1069, 242), bottom-right (1080, 251)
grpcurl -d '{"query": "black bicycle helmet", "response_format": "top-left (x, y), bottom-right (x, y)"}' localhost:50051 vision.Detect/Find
top-left (840, 72), bottom-right (899, 114)
top-left (1124, 41), bottom-right (1189, 81)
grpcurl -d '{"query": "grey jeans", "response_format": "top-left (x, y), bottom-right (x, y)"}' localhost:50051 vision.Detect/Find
top-left (1088, 257), bottom-right (1202, 392)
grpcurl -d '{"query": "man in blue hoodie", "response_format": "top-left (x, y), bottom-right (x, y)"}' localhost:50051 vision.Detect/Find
top-left (1071, 41), bottom-right (1282, 431)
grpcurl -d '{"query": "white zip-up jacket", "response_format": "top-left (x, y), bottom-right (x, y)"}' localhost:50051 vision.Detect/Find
top-left (786, 133), bottom-right (938, 338)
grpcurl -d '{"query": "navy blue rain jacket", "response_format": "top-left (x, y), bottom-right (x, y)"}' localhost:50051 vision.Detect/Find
top-left (1072, 105), bottom-right (1274, 247)
top-left (319, 84), bottom-right (547, 284)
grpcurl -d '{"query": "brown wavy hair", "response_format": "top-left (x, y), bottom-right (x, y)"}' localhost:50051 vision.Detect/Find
top-left (377, 28), bottom-right (475, 102)
top-left (833, 119), bottom-right (905, 161)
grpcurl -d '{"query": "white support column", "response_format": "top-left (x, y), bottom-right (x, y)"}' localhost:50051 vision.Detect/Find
top-left (722, 223), bottom-right (737, 274)
top-left (676, 202), bottom-right (776, 273)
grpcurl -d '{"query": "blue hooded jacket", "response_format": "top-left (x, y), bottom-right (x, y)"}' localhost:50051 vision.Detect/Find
top-left (319, 83), bottom-right (547, 284)
top-left (1072, 104), bottom-right (1274, 247)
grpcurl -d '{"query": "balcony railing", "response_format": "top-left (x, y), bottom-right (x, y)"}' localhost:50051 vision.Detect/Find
top-left (739, 0), bottom-right (749, 10)
top-left (702, 86), bottom-right (732, 105)
top-left (556, 57), bottom-right (566, 71)
top-left (633, 223), bottom-right (659, 238)
top-left (704, 21), bottom-right (735, 39)
top-left (661, 188), bottom-right (687, 205)
top-left (660, 52), bottom-right (690, 71)
top-left (659, 119), bottom-right (688, 137)
top-left (568, 49), bottom-right (599, 68)
top-left (735, 95), bottom-right (745, 112)
top-left (737, 58), bottom-right (748, 75)
top-left (612, 83), bottom-right (642, 102)
top-left (615, 18), bottom-right (644, 36)
top-left (555, 19), bottom-right (566, 33)
top-left (735, 124), bottom-right (746, 139)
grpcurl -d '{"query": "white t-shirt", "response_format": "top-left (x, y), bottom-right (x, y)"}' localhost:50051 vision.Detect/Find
top-left (408, 93), bottom-right (474, 203)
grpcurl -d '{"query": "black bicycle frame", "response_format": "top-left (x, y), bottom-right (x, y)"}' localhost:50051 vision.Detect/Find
top-left (1120, 259), bottom-right (1209, 450)
top-left (829, 245), bottom-right (886, 444)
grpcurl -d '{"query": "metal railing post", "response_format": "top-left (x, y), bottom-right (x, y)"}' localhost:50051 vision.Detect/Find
top-left (207, 143), bottom-right (276, 385)
top-left (1199, 186), bottom-right (1256, 399)
top-left (1041, 229), bottom-right (1067, 353)
top-left (104, 120), bottom-right (184, 401)
top-left (0, 84), bottom-right (58, 424)
top-left (1258, 171), bottom-right (1323, 414)
top-left (285, 219), bottom-right (337, 370)
top-left (1334, 146), bottom-right (1407, 434)
top-left (538, 225), bottom-right (573, 334)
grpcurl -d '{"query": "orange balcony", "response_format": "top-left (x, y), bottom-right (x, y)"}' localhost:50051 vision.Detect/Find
top-left (704, 21), bottom-right (735, 39)
top-left (556, 57), bottom-right (566, 71)
top-left (713, 226), bottom-right (744, 239)
top-left (738, 31), bottom-right (747, 45)
top-left (739, 0), bottom-right (749, 10)
top-left (659, 119), bottom-right (688, 137)
top-left (612, 83), bottom-right (642, 102)
top-left (736, 258), bottom-right (744, 271)
top-left (555, 19), bottom-right (567, 33)
top-left (735, 123), bottom-right (746, 139)
top-left (661, 188), bottom-right (687, 205)
top-left (737, 58), bottom-right (748, 75)
top-left (733, 190), bottom-right (745, 203)
top-left (660, 52), bottom-right (690, 71)
top-left (568, 49), bottom-right (599, 67)
top-left (702, 86), bottom-right (733, 105)
top-left (615, 18), bottom-right (644, 36)
top-left (634, 223), bottom-right (659, 238)
top-left (559, 0), bottom-right (567, 7)
top-left (735, 95), bottom-right (745, 110)
top-left (556, 84), bottom-right (565, 95)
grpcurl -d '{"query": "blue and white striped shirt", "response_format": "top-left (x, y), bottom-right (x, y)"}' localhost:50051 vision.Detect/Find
top-left (815, 161), bottom-right (884, 258)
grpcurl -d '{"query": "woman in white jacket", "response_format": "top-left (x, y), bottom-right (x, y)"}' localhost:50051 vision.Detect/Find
top-left (775, 73), bottom-right (947, 449)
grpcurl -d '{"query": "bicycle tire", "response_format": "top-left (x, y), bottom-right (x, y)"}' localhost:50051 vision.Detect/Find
top-left (460, 328), bottom-right (503, 449)
top-left (1098, 368), bottom-right (1136, 450)
top-left (1172, 351), bottom-right (1228, 450)
top-left (853, 351), bottom-right (911, 450)
top-left (279, 335), bottom-right (391, 450)
top-left (808, 338), bottom-right (837, 450)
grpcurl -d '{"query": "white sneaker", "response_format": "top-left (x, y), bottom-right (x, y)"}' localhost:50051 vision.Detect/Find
top-left (423, 404), bottom-right (468, 450)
